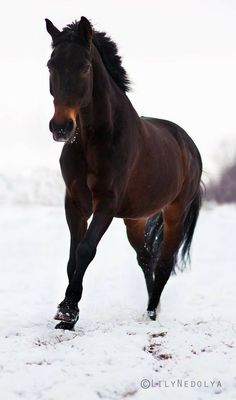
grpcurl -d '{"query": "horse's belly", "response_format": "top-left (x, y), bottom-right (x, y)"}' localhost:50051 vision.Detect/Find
top-left (115, 162), bottom-right (184, 219)
top-left (115, 190), bottom-right (174, 219)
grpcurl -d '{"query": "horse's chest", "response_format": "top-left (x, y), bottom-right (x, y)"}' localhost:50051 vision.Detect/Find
top-left (85, 146), bottom-right (113, 193)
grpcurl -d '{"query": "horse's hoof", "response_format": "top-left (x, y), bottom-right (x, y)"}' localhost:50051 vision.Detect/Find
top-left (54, 299), bottom-right (79, 325)
top-left (147, 310), bottom-right (157, 321)
top-left (55, 321), bottom-right (75, 331)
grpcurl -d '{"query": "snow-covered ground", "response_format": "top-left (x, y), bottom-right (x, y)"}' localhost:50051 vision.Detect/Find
top-left (0, 204), bottom-right (235, 400)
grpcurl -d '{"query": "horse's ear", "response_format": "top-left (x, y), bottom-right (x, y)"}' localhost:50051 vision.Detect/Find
top-left (45, 19), bottom-right (61, 40)
top-left (78, 16), bottom-right (92, 46)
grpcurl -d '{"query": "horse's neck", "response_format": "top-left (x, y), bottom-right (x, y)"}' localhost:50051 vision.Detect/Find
top-left (79, 45), bottom-right (139, 139)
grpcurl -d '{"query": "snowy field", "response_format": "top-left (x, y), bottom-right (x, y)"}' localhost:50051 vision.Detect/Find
top-left (0, 204), bottom-right (236, 400)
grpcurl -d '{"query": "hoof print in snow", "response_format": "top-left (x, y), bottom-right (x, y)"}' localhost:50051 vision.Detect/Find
top-left (149, 331), bottom-right (167, 338)
top-left (144, 343), bottom-right (161, 354)
top-left (145, 343), bottom-right (172, 361)
top-left (158, 353), bottom-right (172, 360)
top-left (144, 331), bottom-right (168, 359)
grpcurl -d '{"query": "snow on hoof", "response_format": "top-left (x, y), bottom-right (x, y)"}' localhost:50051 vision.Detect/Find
top-left (55, 321), bottom-right (75, 331)
top-left (147, 310), bottom-right (157, 321)
top-left (54, 299), bottom-right (79, 324)
top-left (54, 308), bottom-right (79, 324)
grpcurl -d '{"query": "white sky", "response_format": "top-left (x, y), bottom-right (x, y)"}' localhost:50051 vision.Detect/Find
top-left (0, 0), bottom-right (236, 179)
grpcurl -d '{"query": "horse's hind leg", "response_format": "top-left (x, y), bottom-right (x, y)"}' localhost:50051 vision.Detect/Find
top-left (147, 202), bottom-right (186, 320)
top-left (124, 218), bottom-right (154, 299)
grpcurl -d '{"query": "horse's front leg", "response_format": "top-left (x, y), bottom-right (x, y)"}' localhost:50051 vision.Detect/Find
top-left (55, 192), bottom-right (89, 330)
top-left (55, 198), bottom-right (113, 329)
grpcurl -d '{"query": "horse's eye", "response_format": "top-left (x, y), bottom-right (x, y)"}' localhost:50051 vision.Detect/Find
top-left (82, 64), bottom-right (91, 74)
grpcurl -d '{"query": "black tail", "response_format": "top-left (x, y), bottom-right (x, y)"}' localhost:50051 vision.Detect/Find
top-left (144, 186), bottom-right (203, 273)
top-left (180, 187), bottom-right (202, 267)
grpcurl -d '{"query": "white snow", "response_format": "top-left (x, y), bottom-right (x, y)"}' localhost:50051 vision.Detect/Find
top-left (0, 203), bottom-right (236, 399)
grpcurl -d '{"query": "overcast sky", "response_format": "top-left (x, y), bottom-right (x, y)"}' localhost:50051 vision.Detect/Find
top-left (1, 0), bottom-right (236, 179)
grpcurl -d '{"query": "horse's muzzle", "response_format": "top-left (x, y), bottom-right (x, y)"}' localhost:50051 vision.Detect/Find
top-left (49, 118), bottom-right (76, 142)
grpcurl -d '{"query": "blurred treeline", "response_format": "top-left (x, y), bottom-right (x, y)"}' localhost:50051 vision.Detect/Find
top-left (206, 158), bottom-right (236, 203)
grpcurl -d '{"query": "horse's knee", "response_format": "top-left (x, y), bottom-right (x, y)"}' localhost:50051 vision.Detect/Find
top-left (76, 239), bottom-right (96, 267)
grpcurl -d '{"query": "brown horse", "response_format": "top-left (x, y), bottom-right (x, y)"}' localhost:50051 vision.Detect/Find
top-left (45, 17), bottom-right (202, 330)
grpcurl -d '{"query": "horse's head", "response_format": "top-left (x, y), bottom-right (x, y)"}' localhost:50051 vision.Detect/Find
top-left (46, 17), bottom-right (93, 142)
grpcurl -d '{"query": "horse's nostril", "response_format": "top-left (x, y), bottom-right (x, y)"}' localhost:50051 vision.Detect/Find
top-left (49, 118), bottom-right (75, 137)
top-left (65, 119), bottom-right (74, 133)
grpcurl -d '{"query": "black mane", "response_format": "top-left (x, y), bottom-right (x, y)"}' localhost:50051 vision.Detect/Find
top-left (52, 21), bottom-right (130, 93)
